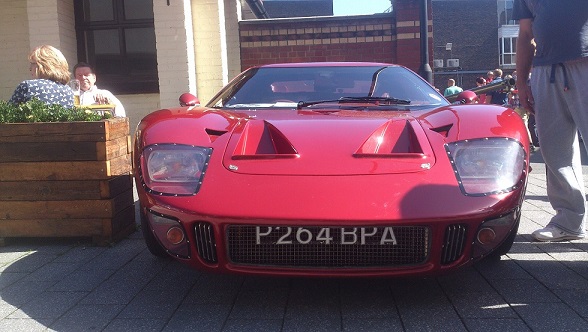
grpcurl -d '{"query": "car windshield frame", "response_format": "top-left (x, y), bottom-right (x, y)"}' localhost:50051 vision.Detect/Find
top-left (206, 65), bottom-right (448, 110)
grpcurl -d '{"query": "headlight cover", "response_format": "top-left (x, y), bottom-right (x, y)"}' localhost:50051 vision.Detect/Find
top-left (141, 144), bottom-right (212, 196)
top-left (445, 138), bottom-right (526, 196)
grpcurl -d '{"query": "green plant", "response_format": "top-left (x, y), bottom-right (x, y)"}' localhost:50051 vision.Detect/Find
top-left (0, 99), bottom-right (112, 123)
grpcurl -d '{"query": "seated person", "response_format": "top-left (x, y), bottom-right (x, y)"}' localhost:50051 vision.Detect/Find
top-left (9, 45), bottom-right (73, 107)
top-left (73, 62), bottom-right (126, 117)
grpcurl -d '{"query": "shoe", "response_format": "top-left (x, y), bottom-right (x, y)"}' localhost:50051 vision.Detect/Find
top-left (532, 225), bottom-right (586, 242)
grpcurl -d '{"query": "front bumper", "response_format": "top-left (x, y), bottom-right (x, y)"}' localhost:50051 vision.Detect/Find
top-left (141, 206), bottom-right (520, 277)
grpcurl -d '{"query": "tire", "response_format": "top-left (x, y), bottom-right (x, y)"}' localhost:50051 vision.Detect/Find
top-left (140, 209), bottom-right (170, 258)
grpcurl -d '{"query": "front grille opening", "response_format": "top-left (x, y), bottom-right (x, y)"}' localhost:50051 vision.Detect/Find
top-left (227, 225), bottom-right (430, 268)
top-left (441, 224), bottom-right (468, 265)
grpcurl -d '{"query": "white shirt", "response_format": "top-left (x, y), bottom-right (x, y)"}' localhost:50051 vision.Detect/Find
top-left (79, 85), bottom-right (126, 117)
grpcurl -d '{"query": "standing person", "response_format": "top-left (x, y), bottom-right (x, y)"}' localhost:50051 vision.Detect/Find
top-left (506, 75), bottom-right (536, 150)
top-left (443, 78), bottom-right (463, 97)
top-left (487, 68), bottom-right (508, 105)
top-left (486, 71), bottom-right (495, 84)
top-left (514, 0), bottom-right (588, 241)
top-left (527, 112), bottom-right (540, 148)
top-left (493, 68), bottom-right (503, 79)
top-left (475, 76), bottom-right (487, 104)
top-left (73, 62), bottom-right (126, 117)
top-left (475, 76), bottom-right (486, 87)
top-left (9, 45), bottom-right (73, 107)
top-left (523, 72), bottom-right (540, 149)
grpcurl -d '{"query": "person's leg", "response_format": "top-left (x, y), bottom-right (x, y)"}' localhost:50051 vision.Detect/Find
top-left (527, 113), bottom-right (539, 146)
top-left (566, 59), bottom-right (588, 155)
top-left (565, 59), bottom-right (588, 232)
top-left (513, 107), bottom-right (534, 149)
top-left (531, 63), bottom-right (586, 239)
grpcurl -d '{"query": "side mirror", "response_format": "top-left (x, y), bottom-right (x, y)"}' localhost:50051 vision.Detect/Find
top-left (179, 93), bottom-right (200, 107)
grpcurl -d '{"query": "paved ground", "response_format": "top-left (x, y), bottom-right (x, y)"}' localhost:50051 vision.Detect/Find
top-left (2, 150), bottom-right (588, 332)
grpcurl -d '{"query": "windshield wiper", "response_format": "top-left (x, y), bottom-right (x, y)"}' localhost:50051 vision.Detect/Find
top-left (339, 96), bottom-right (411, 105)
top-left (297, 96), bottom-right (411, 110)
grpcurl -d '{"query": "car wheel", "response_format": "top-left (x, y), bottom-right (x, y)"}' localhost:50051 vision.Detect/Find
top-left (488, 219), bottom-right (520, 258)
top-left (140, 210), bottom-right (170, 258)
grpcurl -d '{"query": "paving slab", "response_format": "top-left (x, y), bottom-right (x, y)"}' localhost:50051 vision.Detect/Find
top-left (0, 152), bottom-right (588, 331)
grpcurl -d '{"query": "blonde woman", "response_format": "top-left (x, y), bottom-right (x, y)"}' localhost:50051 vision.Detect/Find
top-left (9, 45), bottom-right (74, 107)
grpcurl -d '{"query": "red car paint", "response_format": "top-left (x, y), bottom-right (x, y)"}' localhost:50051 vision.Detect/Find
top-left (134, 63), bottom-right (530, 277)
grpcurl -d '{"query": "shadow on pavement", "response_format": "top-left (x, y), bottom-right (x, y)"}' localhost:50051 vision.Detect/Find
top-left (1, 144), bottom-right (588, 331)
top-left (2, 234), bottom-right (588, 331)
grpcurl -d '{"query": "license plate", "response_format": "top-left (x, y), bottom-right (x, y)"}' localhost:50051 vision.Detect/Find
top-left (255, 226), bottom-right (398, 245)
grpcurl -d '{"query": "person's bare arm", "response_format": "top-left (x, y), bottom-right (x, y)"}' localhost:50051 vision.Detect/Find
top-left (516, 18), bottom-right (535, 113)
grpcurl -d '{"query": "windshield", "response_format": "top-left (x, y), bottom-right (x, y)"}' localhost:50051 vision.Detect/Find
top-left (206, 65), bottom-right (447, 110)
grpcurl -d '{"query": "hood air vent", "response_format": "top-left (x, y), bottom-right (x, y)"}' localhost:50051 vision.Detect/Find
top-left (354, 120), bottom-right (425, 158)
top-left (232, 120), bottom-right (298, 160)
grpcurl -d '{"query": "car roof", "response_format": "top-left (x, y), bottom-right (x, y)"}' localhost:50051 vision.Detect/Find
top-left (256, 62), bottom-right (400, 68)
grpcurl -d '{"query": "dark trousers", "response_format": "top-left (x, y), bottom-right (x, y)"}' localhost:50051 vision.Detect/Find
top-left (528, 113), bottom-right (539, 146)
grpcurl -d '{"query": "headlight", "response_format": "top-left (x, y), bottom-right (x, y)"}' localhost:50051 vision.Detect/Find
top-left (445, 138), bottom-right (526, 196)
top-left (141, 144), bottom-right (212, 195)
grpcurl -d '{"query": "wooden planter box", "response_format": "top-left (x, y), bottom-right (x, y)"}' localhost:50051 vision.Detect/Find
top-left (0, 117), bottom-right (136, 246)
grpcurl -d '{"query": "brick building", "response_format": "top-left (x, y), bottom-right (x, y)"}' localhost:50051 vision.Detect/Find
top-left (0, 0), bottom-right (431, 131)
top-left (239, 15), bottom-right (395, 70)
top-left (0, 0), bottom-right (432, 130)
top-left (261, 0), bottom-right (333, 18)
top-left (432, 0), bottom-right (518, 90)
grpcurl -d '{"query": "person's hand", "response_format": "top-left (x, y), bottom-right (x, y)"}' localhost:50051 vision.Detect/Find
top-left (517, 83), bottom-right (534, 114)
top-left (94, 93), bottom-right (110, 104)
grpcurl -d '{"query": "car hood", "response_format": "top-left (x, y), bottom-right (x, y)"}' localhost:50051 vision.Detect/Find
top-left (222, 109), bottom-right (436, 175)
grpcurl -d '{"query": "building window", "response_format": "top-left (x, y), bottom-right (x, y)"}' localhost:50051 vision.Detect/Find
top-left (498, 0), bottom-right (515, 25)
top-left (74, 0), bottom-right (158, 94)
top-left (500, 37), bottom-right (517, 66)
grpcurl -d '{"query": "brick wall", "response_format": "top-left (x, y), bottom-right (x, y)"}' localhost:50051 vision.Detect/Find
top-left (0, 0), bottom-right (30, 99)
top-left (0, 0), bottom-right (77, 100)
top-left (153, 0), bottom-right (196, 108)
top-left (0, 0), bottom-right (435, 131)
top-left (118, 94), bottom-right (160, 133)
top-left (239, 0), bottom-right (433, 77)
top-left (225, 0), bottom-right (244, 81)
top-left (432, 0), bottom-right (498, 90)
top-left (263, 0), bottom-right (333, 18)
top-left (239, 14), bottom-right (396, 71)
top-left (393, 0), bottom-right (433, 74)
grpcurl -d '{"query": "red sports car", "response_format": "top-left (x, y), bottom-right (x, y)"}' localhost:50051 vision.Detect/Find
top-left (133, 62), bottom-right (530, 277)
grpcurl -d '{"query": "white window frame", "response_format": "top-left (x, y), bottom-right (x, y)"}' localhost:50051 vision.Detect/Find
top-left (500, 36), bottom-right (517, 66)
